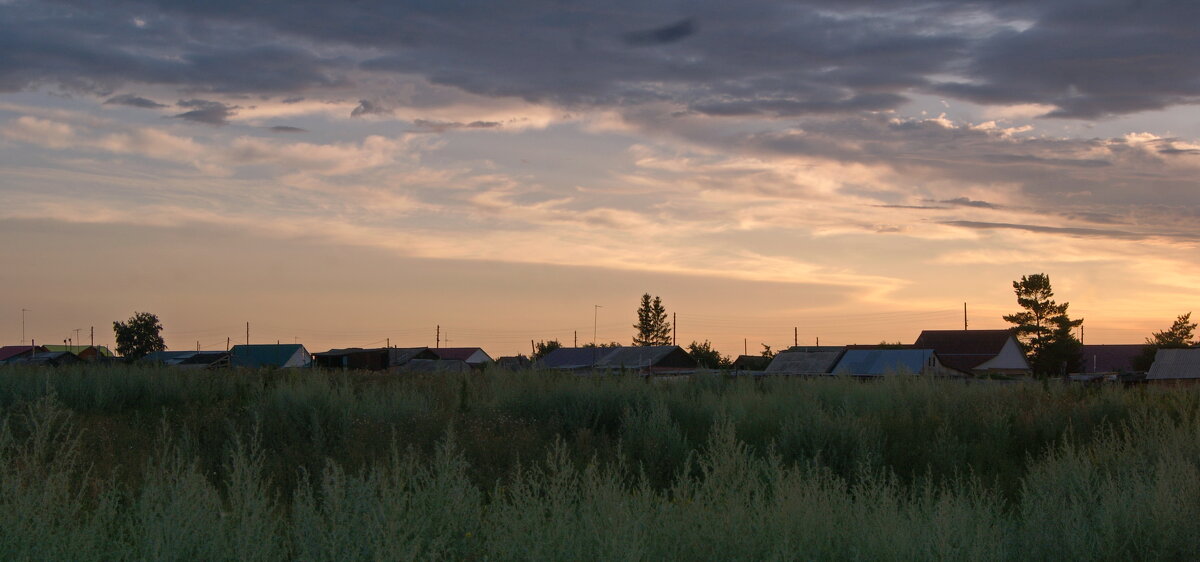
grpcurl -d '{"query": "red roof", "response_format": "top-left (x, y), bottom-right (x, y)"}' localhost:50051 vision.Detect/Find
top-left (912, 330), bottom-right (1015, 372)
top-left (0, 346), bottom-right (48, 362)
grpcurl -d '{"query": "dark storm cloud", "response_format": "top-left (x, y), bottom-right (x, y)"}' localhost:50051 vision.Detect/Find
top-left (622, 18), bottom-right (697, 46)
top-left (3, 1), bottom-right (1200, 119)
top-left (172, 99), bottom-right (236, 125)
top-left (104, 93), bottom-right (167, 108)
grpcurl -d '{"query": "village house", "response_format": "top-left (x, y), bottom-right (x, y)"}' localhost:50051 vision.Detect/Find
top-left (912, 330), bottom-right (1030, 376)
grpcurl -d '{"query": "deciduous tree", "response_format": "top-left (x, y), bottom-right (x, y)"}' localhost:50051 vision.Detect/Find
top-left (687, 340), bottom-right (730, 369)
top-left (112, 311), bottom-right (166, 360)
top-left (532, 339), bottom-right (562, 361)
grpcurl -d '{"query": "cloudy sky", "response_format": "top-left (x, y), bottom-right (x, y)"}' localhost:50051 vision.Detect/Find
top-left (2, 0), bottom-right (1198, 356)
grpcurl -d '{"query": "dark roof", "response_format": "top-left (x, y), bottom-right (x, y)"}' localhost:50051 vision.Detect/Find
top-left (429, 347), bottom-right (491, 363)
top-left (0, 345), bottom-right (48, 362)
top-left (230, 344), bottom-right (309, 368)
top-left (731, 355), bottom-right (771, 370)
top-left (1079, 344), bottom-right (1145, 373)
top-left (912, 330), bottom-right (1014, 372)
top-left (8, 351), bottom-right (81, 366)
top-left (539, 347), bottom-right (615, 369)
top-left (765, 349), bottom-right (844, 374)
top-left (604, 345), bottom-right (700, 369)
top-left (539, 346), bottom-right (697, 370)
top-left (390, 347), bottom-right (437, 365)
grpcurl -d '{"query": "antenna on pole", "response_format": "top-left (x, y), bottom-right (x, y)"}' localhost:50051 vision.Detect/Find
top-left (20, 309), bottom-right (29, 344)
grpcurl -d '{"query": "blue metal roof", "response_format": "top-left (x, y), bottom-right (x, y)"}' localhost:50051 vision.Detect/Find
top-left (832, 349), bottom-right (935, 376)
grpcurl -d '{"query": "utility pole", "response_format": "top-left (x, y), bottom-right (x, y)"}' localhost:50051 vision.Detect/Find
top-left (574, 331), bottom-right (577, 347)
top-left (673, 312), bottom-right (676, 346)
top-left (593, 305), bottom-right (602, 346)
top-left (436, 325), bottom-right (440, 348)
top-left (72, 329), bottom-right (82, 350)
top-left (387, 338), bottom-right (390, 348)
top-left (530, 339), bottom-right (535, 356)
top-left (90, 326), bottom-right (94, 347)
top-left (20, 308), bottom-right (29, 344)
top-left (196, 341), bottom-right (200, 352)
top-left (744, 338), bottom-right (747, 355)
top-left (794, 327), bottom-right (798, 347)
top-left (246, 322), bottom-right (250, 345)
top-left (963, 303), bottom-right (968, 330)
top-left (226, 337), bottom-right (230, 352)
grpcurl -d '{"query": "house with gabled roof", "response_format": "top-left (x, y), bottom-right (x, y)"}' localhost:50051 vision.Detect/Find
top-left (912, 330), bottom-right (1030, 376)
top-left (229, 344), bottom-right (311, 368)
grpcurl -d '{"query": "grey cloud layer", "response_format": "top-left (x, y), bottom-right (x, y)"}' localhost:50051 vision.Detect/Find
top-left (4, 1), bottom-right (1199, 118)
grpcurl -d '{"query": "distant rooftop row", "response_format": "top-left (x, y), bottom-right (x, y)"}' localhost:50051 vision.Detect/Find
top-left (2, 330), bottom-right (1197, 380)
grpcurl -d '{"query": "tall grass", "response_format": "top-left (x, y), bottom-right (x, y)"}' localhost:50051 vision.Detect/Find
top-left (0, 365), bottom-right (1197, 559)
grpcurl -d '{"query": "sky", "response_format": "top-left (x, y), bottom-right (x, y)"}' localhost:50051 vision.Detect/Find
top-left (1, 0), bottom-right (1198, 357)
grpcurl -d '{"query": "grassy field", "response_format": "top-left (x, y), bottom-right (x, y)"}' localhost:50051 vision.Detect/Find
top-left (0, 365), bottom-right (1198, 560)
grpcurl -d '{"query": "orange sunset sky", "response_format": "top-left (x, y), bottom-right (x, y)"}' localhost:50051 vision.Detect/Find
top-left (2, 1), bottom-right (1197, 357)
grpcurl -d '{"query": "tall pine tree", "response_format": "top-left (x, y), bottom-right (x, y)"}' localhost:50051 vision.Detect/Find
top-left (632, 293), bottom-right (672, 346)
top-left (1002, 273), bottom-right (1083, 376)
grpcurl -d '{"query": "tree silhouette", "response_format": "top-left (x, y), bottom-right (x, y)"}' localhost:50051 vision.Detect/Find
top-left (1002, 274), bottom-right (1082, 376)
top-left (632, 293), bottom-right (672, 346)
top-left (113, 311), bottom-right (166, 360)
top-left (1133, 312), bottom-right (1197, 371)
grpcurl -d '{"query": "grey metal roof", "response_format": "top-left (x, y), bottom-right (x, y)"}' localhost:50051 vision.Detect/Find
top-left (764, 349), bottom-right (844, 374)
top-left (1147, 348), bottom-right (1200, 380)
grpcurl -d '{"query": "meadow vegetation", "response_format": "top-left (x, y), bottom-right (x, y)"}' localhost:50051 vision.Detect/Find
top-left (0, 365), bottom-right (1198, 560)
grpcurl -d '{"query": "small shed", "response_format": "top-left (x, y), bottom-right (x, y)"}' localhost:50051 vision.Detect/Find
top-left (229, 344), bottom-right (311, 368)
top-left (1146, 348), bottom-right (1200, 381)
